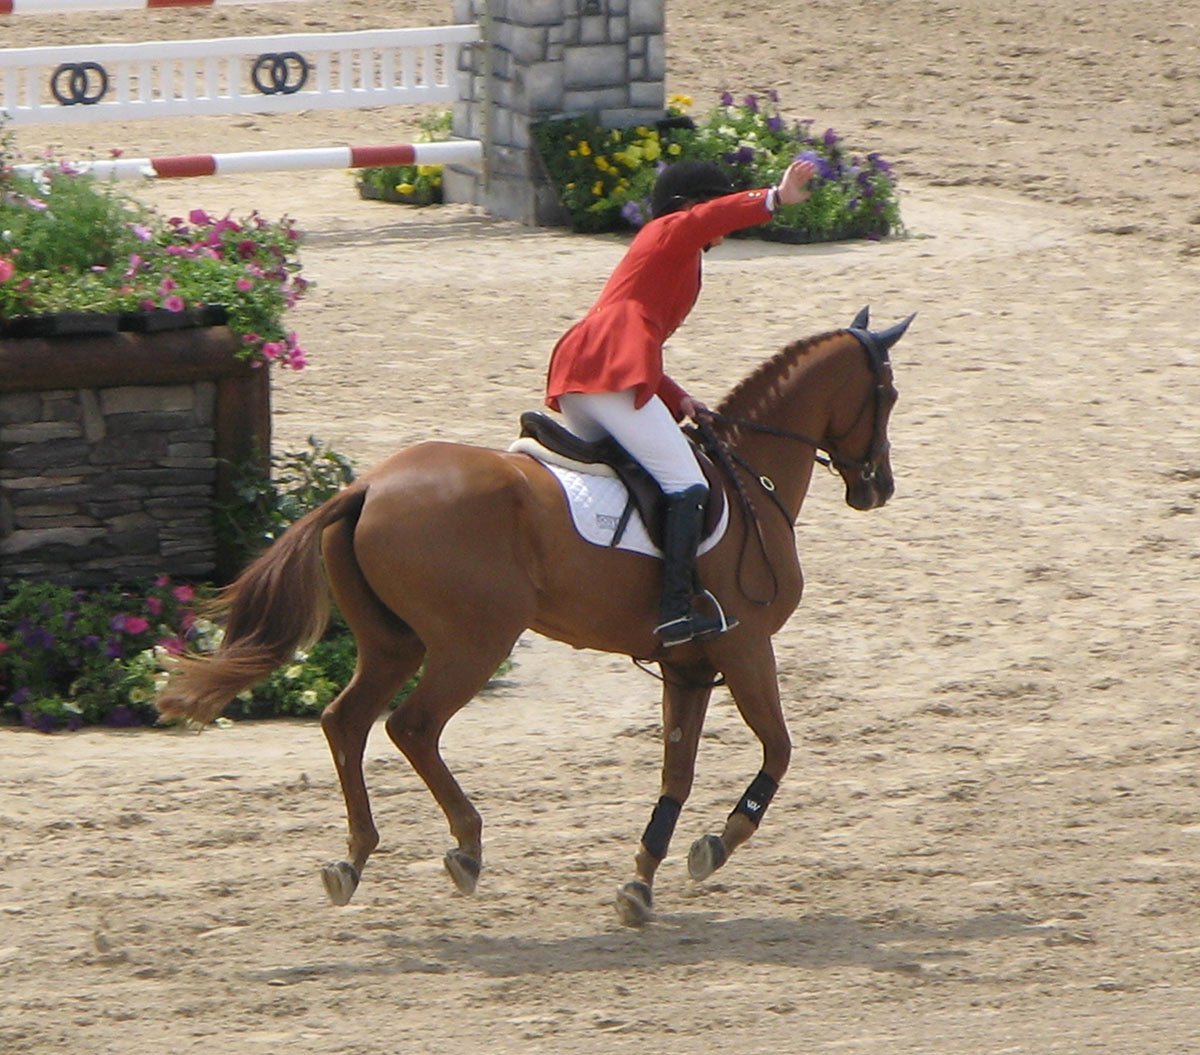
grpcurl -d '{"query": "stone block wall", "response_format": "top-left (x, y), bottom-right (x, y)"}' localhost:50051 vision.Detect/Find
top-left (1, 383), bottom-right (219, 588)
top-left (0, 328), bottom-right (270, 590)
top-left (446, 0), bottom-right (666, 224)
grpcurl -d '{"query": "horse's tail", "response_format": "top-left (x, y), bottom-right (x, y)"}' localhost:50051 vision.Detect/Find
top-left (156, 480), bottom-right (370, 727)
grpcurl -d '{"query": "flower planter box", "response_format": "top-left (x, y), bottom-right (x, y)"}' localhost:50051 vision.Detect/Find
top-left (0, 325), bottom-right (269, 587)
top-left (116, 305), bottom-right (230, 333)
top-left (2, 311), bottom-right (122, 339)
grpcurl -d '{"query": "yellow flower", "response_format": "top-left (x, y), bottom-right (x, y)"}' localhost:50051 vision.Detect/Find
top-left (417, 164), bottom-right (442, 177)
top-left (643, 140), bottom-right (662, 162)
top-left (395, 182), bottom-right (416, 194)
top-left (668, 93), bottom-right (693, 112)
top-left (568, 149), bottom-right (578, 157)
top-left (594, 156), bottom-right (611, 172)
top-left (578, 141), bottom-right (592, 157)
top-left (667, 143), bottom-right (682, 156)
top-left (592, 181), bottom-right (603, 196)
top-left (566, 182), bottom-right (576, 190)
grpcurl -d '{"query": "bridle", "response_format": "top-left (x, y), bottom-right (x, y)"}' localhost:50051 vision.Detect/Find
top-left (703, 327), bottom-right (896, 488)
top-left (690, 328), bottom-right (898, 606)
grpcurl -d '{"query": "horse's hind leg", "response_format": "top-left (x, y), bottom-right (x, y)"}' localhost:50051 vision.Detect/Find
top-left (384, 630), bottom-right (520, 896)
top-left (319, 635), bottom-right (424, 905)
top-left (318, 516), bottom-right (426, 906)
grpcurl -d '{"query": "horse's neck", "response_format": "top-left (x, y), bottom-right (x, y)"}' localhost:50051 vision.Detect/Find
top-left (725, 339), bottom-right (846, 519)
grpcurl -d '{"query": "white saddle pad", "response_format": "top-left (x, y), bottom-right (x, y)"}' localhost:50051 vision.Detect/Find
top-left (509, 438), bottom-right (729, 559)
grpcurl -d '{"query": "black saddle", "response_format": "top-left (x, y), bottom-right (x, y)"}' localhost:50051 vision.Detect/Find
top-left (517, 411), bottom-right (726, 549)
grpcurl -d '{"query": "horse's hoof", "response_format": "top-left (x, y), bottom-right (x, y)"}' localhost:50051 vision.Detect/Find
top-left (615, 881), bottom-right (655, 927)
top-left (320, 860), bottom-right (360, 906)
top-left (687, 834), bottom-right (728, 881)
top-left (443, 849), bottom-right (482, 895)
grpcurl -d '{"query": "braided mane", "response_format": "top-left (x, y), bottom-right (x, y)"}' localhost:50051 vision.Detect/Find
top-left (716, 330), bottom-right (841, 424)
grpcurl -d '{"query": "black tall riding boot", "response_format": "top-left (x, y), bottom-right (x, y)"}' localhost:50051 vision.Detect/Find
top-left (654, 484), bottom-right (737, 648)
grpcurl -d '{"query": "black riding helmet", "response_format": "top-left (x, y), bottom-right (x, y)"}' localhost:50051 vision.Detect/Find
top-left (650, 160), bottom-right (736, 219)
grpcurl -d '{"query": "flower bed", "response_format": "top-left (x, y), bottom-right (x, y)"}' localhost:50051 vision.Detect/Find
top-left (532, 91), bottom-right (903, 239)
top-left (0, 134), bottom-right (310, 368)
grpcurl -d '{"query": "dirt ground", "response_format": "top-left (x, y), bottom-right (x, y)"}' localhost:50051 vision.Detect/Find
top-left (2, 1), bottom-right (1199, 1053)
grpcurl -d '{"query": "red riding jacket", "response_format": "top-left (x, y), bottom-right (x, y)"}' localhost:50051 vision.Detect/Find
top-left (545, 188), bottom-right (775, 419)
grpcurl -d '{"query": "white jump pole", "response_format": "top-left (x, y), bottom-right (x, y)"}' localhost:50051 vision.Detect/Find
top-left (13, 139), bottom-right (483, 180)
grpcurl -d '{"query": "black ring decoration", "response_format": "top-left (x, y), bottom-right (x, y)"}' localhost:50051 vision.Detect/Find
top-left (250, 52), bottom-right (310, 95)
top-left (50, 62), bottom-right (109, 106)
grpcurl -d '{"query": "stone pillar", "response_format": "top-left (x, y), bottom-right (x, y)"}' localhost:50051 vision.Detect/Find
top-left (446, 0), bottom-right (666, 225)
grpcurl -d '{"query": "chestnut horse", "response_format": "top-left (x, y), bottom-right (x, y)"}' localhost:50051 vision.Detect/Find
top-left (157, 307), bottom-right (911, 925)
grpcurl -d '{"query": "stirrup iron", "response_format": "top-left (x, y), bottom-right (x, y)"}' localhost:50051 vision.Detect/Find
top-left (655, 590), bottom-right (738, 648)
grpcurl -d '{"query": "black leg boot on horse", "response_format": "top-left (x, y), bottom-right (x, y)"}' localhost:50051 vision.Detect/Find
top-left (654, 484), bottom-right (738, 648)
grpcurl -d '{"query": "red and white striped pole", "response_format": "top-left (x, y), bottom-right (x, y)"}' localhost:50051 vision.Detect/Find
top-left (1, 0), bottom-right (296, 13)
top-left (13, 140), bottom-right (482, 181)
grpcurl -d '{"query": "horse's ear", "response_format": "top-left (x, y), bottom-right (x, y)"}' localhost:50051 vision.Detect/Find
top-left (851, 305), bottom-right (870, 329)
top-left (873, 313), bottom-right (916, 353)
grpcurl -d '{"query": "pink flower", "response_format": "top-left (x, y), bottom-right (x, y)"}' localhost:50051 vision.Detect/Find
top-left (123, 253), bottom-right (143, 278)
top-left (155, 575), bottom-right (170, 587)
top-left (172, 584), bottom-right (195, 603)
top-left (123, 616), bottom-right (150, 635)
top-left (110, 148), bottom-right (125, 159)
top-left (0, 257), bottom-right (14, 283)
top-left (158, 637), bottom-right (185, 655)
top-left (0, 641), bottom-right (9, 654)
top-left (146, 596), bottom-right (164, 616)
top-left (188, 208), bottom-right (213, 226)
top-left (260, 341), bottom-right (283, 361)
top-left (236, 277), bottom-right (254, 292)
top-left (129, 223), bottom-right (153, 242)
top-left (163, 295), bottom-right (186, 313)
top-left (158, 277), bottom-right (177, 294)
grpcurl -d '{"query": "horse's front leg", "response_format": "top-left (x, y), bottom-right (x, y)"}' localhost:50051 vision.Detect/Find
top-left (616, 661), bottom-right (715, 926)
top-left (687, 635), bottom-right (790, 883)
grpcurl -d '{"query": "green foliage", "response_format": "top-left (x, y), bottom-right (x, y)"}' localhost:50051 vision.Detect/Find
top-left (0, 126), bottom-right (310, 367)
top-left (214, 436), bottom-right (357, 571)
top-left (532, 90), bottom-right (904, 241)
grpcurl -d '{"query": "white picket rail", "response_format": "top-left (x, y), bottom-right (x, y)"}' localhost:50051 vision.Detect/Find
top-left (0, 0), bottom-right (302, 11)
top-left (0, 24), bottom-right (480, 126)
top-left (2, 0), bottom-right (299, 12)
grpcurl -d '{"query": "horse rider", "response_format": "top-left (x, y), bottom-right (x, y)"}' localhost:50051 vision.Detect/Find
top-left (545, 156), bottom-right (817, 647)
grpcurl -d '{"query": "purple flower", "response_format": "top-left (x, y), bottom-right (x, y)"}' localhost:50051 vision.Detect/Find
top-left (11, 687), bottom-right (31, 707)
top-left (766, 114), bottom-right (784, 133)
top-left (108, 705), bottom-right (138, 728)
top-left (768, 89), bottom-right (780, 103)
top-left (129, 223), bottom-right (153, 242)
top-left (743, 93), bottom-right (760, 113)
top-left (620, 199), bottom-right (646, 228)
top-left (727, 146), bottom-right (756, 166)
top-left (823, 127), bottom-right (840, 148)
top-left (867, 151), bottom-right (894, 175)
top-left (105, 638), bottom-right (124, 660)
top-left (720, 91), bottom-right (735, 107)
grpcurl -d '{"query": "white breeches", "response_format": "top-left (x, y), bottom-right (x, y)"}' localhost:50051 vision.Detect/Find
top-left (557, 389), bottom-right (706, 495)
